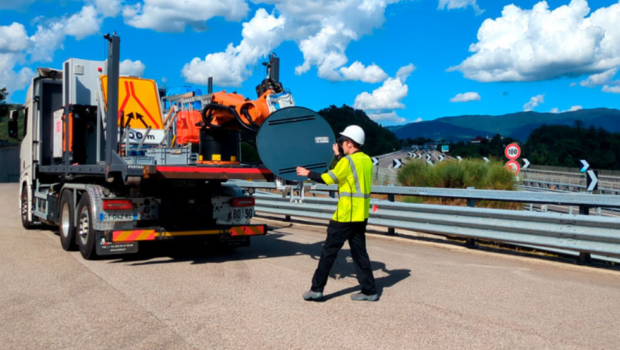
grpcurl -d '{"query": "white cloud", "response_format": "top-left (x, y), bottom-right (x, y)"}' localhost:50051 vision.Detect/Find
top-left (413, 117), bottom-right (423, 123)
top-left (1, 5), bottom-right (107, 94)
top-left (123, 0), bottom-right (249, 32)
top-left (0, 23), bottom-right (30, 53)
top-left (181, 9), bottom-right (286, 87)
top-left (0, 0), bottom-right (35, 10)
top-left (90, 0), bottom-right (122, 18)
top-left (367, 111), bottom-right (405, 124)
top-left (353, 63), bottom-right (415, 124)
top-left (28, 22), bottom-right (66, 63)
top-left (438, 0), bottom-right (484, 15)
top-left (579, 68), bottom-right (618, 87)
top-left (0, 51), bottom-right (35, 98)
top-left (65, 5), bottom-right (102, 40)
top-left (181, 0), bottom-right (401, 86)
top-left (449, 92), bottom-right (480, 103)
top-left (338, 62), bottom-right (387, 83)
top-left (353, 77), bottom-right (408, 110)
top-left (450, 0), bottom-right (620, 82)
top-left (120, 59), bottom-right (146, 76)
top-left (551, 105), bottom-right (583, 113)
top-left (523, 94), bottom-right (544, 111)
top-left (602, 85), bottom-right (620, 93)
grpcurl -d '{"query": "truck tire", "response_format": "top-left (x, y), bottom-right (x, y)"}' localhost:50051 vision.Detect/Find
top-left (59, 190), bottom-right (78, 251)
top-left (76, 193), bottom-right (98, 260)
top-left (20, 185), bottom-right (35, 230)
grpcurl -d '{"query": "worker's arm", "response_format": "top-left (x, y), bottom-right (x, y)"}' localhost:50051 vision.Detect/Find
top-left (320, 156), bottom-right (349, 185)
top-left (307, 171), bottom-right (326, 184)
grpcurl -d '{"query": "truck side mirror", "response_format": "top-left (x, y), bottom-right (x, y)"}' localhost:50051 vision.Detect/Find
top-left (8, 110), bottom-right (18, 139)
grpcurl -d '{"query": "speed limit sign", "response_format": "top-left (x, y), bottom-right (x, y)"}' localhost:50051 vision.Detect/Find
top-left (505, 143), bottom-right (521, 160)
top-left (505, 160), bottom-right (521, 174)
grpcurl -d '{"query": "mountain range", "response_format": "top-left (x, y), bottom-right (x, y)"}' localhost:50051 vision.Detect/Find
top-left (389, 108), bottom-right (620, 142)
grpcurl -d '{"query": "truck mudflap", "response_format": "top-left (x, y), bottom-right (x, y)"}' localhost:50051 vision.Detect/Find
top-left (108, 224), bottom-right (267, 243)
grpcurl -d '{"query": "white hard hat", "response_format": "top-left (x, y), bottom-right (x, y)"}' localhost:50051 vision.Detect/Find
top-left (339, 125), bottom-right (365, 145)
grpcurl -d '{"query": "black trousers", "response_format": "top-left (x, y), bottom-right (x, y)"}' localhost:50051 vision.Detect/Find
top-left (311, 220), bottom-right (377, 295)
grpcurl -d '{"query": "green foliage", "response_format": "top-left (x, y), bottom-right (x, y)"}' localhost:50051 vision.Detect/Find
top-left (448, 134), bottom-right (520, 160)
top-left (318, 105), bottom-right (401, 157)
top-left (522, 122), bottom-right (620, 170)
top-left (0, 104), bottom-right (25, 146)
top-left (397, 159), bottom-right (515, 190)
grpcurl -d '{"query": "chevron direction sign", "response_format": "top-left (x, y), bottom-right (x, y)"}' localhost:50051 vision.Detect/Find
top-left (522, 158), bottom-right (530, 169)
top-left (372, 157), bottom-right (379, 166)
top-left (587, 170), bottom-right (598, 191)
top-left (580, 160), bottom-right (590, 172)
top-left (393, 159), bottom-right (403, 169)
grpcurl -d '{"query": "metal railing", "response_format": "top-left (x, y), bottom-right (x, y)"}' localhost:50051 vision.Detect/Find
top-left (232, 181), bottom-right (620, 261)
top-left (521, 179), bottom-right (620, 195)
top-left (233, 181), bottom-right (620, 210)
top-left (252, 194), bottom-right (620, 261)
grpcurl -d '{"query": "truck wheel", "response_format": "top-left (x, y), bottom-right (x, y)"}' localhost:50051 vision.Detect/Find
top-left (20, 185), bottom-right (34, 230)
top-left (59, 190), bottom-right (78, 251)
top-left (76, 193), bottom-right (97, 260)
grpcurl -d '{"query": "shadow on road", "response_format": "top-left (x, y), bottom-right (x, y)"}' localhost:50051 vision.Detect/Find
top-left (107, 227), bottom-right (412, 297)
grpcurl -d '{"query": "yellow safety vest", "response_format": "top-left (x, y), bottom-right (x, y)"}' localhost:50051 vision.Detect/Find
top-left (321, 152), bottom-right (373, 222)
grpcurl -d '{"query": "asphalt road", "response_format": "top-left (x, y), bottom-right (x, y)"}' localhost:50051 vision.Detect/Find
top-left (2, 183), bottom-right (620, 350)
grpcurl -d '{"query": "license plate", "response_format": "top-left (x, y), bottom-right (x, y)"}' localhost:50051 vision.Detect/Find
top-left (231, 208), bottom-right (254, 222)
top-left (99, 212), bottom-right (138, 222)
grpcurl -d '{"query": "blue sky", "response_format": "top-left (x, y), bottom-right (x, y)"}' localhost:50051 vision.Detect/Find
top-left (1, 0), bottom-right (620, 125)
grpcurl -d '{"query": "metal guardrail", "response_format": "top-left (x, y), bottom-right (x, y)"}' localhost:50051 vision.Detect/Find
top-left (252, 194), bottom-right (620, 260)
top-left (521, 179), bottom-right (620, 195)
top-left (233, 181), bottom-right (620, 209)
top-left (233, 181), bottom-right (620, 261)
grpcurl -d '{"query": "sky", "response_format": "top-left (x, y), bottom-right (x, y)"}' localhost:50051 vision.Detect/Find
top-left (1, 0), bottom-right (620, 126)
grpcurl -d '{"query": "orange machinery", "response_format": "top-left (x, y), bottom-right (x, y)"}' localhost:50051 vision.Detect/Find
top-left (174, 54), bottom-right (291, 165)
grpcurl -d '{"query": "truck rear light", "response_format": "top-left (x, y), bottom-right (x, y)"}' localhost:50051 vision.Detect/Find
top-left (232, 197), bottom-right (255, 207)
top-left (103, 199), bottom-right (133, 210)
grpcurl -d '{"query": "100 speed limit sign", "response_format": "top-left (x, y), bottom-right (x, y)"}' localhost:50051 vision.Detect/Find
top-left (505, 143), bottom-right (521, 160)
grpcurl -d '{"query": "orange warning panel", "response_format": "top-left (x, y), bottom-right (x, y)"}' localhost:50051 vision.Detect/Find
top-left (230, 226), bottom-right (265, 236)
top-left (113, 229), bottom-right (156, 242)
top-left (112, 226), bottom-right (265, 242)
top-left (101, 76), bottom-right (164, 129)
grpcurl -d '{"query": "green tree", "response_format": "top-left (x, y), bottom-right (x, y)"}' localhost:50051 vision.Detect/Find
top-left (318, 105), bottom-right (401, 156)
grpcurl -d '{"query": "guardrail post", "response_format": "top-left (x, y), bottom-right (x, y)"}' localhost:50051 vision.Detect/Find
top-left (466, 199), bottom-right (476, 248)
top-left (578, 205), bottom-right (592, 264)
top-left (387, 194), bottom-right (396, 235)
top-left (284, 215), bottom-right (291, 222)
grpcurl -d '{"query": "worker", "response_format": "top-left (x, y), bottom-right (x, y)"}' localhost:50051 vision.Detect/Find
top-left (296, 125), bottom-right (378, 301)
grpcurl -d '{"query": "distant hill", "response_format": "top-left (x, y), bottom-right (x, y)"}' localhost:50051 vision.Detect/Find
top-left (393, 108), bottom-right (620, 142)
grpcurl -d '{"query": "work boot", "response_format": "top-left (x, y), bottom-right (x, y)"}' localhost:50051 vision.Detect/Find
top-left (350, 292), bottom-right (379, 301)
top-left (302, 290), bottom-right (323, 301)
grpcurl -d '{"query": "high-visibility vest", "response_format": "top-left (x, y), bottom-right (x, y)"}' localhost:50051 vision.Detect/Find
top-left (321, 152), bottom-right (373, 222)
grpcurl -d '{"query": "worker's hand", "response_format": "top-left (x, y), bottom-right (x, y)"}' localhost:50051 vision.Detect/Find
top-left (332, 143), bottom-right (341, 157)
top-left (296, 167), bottom-right (310, 177)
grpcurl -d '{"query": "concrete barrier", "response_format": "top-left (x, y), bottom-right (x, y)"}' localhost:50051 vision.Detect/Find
top-left (0, 146), bottom-right (19, 183)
